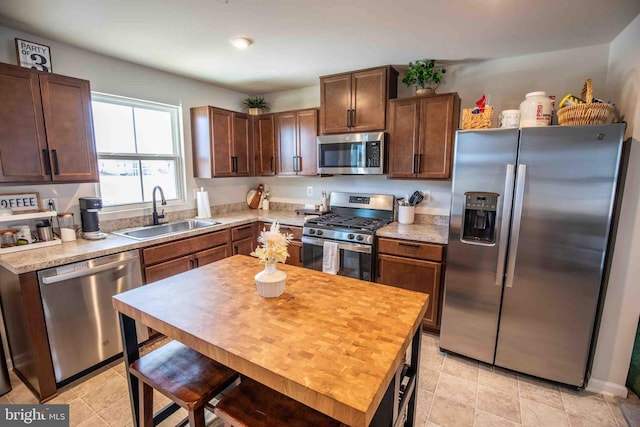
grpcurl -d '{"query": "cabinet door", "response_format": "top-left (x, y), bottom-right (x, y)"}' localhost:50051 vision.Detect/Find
top-left (232, 112), bottom-right (252, 176)
top-left (211, 108), bottom-right (234, 177)
top-left (377, 254), bottom-right (442, 328)
top-left (351, 68), bottom-right (387, 132)
top-left (388, 98), bottom-right (420, 178)
top-left (232, 236), bottom-right (256, 256)
top-left (320, 73), bottom-right (351, 134)
top-left (276, 111), bottom-right (297, 176)
top-left (40, 73), bottom-right (98, 182)
top-left (0, 64), bottom-right (49, 182)
top-left (231, 223), bottom-right (256, 241)
top-left (296, 109), bottom-right (318, 176)
top-left (286, 241), bottom-right (303, 267)
top-left (144, 255), bottom-right (193, 283)
top-left (195, 245), bottom-right (231, 268)
top-left (254, 114), bottom-right (276, 176)
top-left (418, 94), bottom-right (458, 179)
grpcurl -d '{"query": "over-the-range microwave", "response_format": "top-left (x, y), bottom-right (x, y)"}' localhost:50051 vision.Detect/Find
top-left (316, 132), bottom-right (385, 175)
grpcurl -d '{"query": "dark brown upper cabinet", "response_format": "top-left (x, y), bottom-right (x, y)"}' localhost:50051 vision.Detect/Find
top-left (0, 62), bottom-right (98, 183)
top-left (319, 66), bottom-right (398, 135)
top-left (253, 114), bottom-right (276, 176)
top-left (388, 93), bottom-right (460, 179)
top-left (276, 108), bottom-right (318, 176)
top-left (191, 106), bottom-right (252, 177)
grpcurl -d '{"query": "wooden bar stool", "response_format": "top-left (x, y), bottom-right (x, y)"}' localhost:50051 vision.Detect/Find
top-left (129, 340), bottom-right (239, 427)
top-left (214, 378), bottom-right (343, 427)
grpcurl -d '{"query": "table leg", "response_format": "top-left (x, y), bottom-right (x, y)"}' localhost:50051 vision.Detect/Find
top-left (119, 313), bottom-right (140, 427)
top-left (406, 327), bottom-right (422, 427)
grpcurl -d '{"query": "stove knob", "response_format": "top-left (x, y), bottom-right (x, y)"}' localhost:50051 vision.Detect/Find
top-left (348, 233), bottom-right (355, 240)
top-left (317, 230), bottom-right (324, 236)
top-left (309, 229), bottom-right (316, 235)
top-left (356, 235), bottom-right (363, 241)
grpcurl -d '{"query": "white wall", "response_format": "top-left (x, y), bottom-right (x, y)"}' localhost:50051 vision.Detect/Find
top-left (588, 14), bottom-right (640, 397)
top-left (0, 24), bottom-right (255, 222)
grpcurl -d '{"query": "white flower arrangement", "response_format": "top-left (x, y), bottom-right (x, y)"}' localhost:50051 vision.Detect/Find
top-left (250, 221), bottom-right (294, 265)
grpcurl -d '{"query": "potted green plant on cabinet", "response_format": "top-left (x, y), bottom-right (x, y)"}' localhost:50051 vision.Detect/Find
top-left (402, 59), bottom-right (447, 96)
top-left (243, 96), bottom-right (271, 115)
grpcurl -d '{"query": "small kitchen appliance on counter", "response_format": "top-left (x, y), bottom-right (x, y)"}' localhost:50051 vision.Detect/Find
top-left (79, 197), bottom-right (107, 240)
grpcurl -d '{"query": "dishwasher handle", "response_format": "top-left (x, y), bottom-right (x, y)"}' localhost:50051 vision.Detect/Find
top-left (41, 257), bottom-right (139, 284)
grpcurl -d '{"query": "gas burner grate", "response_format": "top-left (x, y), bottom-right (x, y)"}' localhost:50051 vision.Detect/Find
top-left (307, 213), bottom-right (390, 232)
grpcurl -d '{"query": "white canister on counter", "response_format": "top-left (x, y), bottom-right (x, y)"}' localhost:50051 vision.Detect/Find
top-left (398, 205), bottom-right (415, 225)
top-left (500, 110), bottom-right (521, 128)
top-left (519, 91), bottom-right (552, 127)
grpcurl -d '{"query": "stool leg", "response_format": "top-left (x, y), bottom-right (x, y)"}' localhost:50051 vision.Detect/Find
top-left (188, 408), bottom-right (205, 427)
top-left (140, 382), bottom-right (154, 427)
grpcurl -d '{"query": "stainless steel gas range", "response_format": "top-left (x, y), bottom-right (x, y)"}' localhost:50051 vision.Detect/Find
top-left (302, 192), bottom-right (395, 281)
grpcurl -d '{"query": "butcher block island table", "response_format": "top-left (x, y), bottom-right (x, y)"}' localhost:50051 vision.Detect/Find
top-left (112, 255), bottom-right (428, 427)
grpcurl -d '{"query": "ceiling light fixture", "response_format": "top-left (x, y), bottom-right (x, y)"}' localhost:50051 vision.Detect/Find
top-left (231, 37), bottom-right (252, 50)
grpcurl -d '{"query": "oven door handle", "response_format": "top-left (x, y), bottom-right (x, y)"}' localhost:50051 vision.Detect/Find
top-left (301, 236), bottom-right (372, 254)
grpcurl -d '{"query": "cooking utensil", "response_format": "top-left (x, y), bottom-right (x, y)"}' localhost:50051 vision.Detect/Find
top-left (408, 191), bottom-right (424, 206)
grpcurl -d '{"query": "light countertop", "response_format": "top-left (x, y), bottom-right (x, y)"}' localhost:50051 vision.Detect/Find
top-left (0, 209), bottom-right (448, 274)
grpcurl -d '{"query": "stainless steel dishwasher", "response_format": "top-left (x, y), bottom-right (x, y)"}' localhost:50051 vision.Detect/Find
top-left (37, 250), bottom-right (149, 383)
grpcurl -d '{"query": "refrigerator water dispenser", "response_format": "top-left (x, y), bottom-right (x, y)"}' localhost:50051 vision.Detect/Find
top-left (462, 192), bottom-right (498, 244)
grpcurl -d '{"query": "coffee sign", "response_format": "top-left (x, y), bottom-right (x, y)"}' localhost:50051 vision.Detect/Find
top-left (15, 38), bottom-right (52, 72)
top-left (0, 192), bottom-right (41, 212)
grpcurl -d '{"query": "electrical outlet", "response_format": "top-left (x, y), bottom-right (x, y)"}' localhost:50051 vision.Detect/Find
top-left (422, 191), bottom-right (431, 204)
top-left (42, 198), bottom-right (58, 211)
top-left (306, 186), bottom-right (313, 196)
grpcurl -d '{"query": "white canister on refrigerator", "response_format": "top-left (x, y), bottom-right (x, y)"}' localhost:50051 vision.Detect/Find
top-left (519, 91), bottom-right (552, 127)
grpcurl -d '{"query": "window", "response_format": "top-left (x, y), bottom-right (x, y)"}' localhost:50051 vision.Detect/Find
top-left (92, 93), bottom-right (184, 207)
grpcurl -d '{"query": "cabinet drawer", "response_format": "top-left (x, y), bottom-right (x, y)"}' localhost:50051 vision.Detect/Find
top-left (195, 245), bottom-right (230, 268)
top-left (276, 225), bottom-right (303, 240)
top-left (231, 223), bottom-right (256, 241)
top-left (144, 255), bottom-right (193, 283)
top-left (377, 238), bottom-right (443, 262)
top-left (143, 229), bottom-right (230, 265)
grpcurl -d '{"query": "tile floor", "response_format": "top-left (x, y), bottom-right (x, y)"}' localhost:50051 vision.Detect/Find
top-left (1, 332), bottom-right (635, 426)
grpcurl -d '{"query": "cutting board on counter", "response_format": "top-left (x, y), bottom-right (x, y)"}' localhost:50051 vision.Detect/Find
top-left (246, 184), bottom-right (264, 209)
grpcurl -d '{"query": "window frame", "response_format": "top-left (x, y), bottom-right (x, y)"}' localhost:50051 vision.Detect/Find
top-left (91, 92), bottom-right (186, 210)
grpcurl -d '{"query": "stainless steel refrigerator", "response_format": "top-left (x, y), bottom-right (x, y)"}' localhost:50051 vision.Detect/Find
top-left (440, 124), bottom-right (626, 387)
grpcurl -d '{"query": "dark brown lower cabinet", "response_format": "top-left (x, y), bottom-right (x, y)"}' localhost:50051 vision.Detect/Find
top-left (231, 223), bottom-right (257, 256)
top-left (286, 241), bottom-right (303, 267)
top-left (256, 222), bottom-right (303, 267)
top-left (195, 245), bottom-right (230, 267)
top-left (376, 238), bottom-right (445, 332)
top-left (142, 229), bottom-right (230, 283)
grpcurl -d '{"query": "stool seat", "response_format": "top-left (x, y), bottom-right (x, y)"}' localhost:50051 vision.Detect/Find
top-left (214, 378), bottom-right (343, 427)
top-left (129, 340), bottom-right (239, 426)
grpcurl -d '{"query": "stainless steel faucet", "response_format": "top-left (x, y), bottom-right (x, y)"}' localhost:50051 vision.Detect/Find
top-left (152, 186), bottom-right (167, 225)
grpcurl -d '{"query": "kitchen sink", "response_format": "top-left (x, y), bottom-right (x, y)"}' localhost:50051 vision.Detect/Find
top-left (112, 219), bottom-right (221, 240)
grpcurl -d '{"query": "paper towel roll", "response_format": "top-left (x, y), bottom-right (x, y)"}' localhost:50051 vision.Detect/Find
top-left (196, 189), bottom-right (211, 218)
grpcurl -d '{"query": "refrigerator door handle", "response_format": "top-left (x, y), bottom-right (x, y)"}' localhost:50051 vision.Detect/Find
top-left (496, 164), bottom-right (516, 286)
top-left (505, 163), bottom-right (527, 288)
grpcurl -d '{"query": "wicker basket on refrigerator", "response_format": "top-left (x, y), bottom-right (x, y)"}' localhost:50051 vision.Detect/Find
top-left (557, 79), bottom-right (614, 125)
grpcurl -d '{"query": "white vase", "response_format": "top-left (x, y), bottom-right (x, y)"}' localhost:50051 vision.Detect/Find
top-left (255, 263), bottom-right (287, 298)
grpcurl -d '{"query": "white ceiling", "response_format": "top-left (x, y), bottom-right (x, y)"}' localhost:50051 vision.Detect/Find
top-left (1, 0), bottom-right (639, 94)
